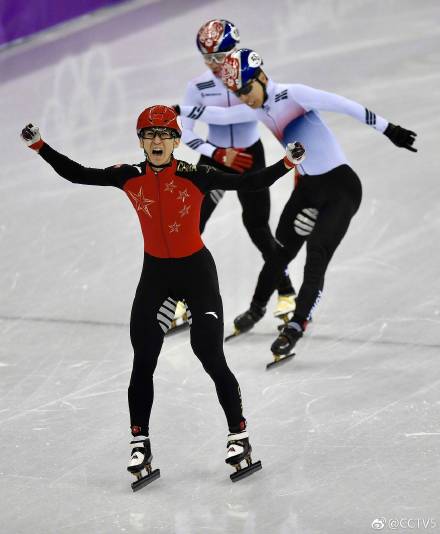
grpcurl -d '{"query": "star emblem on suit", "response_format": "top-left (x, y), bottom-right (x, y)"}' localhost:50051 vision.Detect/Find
top-left (164, 180), bottom-right (177, 193)
top-left (177, 188), bottom-right (190, 202)
top-left (128, 186), bottom-right (155, 217)
top-left (169, 221), bottom-right (181, 233)
top-left (179, 204), bottom-right (191, 217)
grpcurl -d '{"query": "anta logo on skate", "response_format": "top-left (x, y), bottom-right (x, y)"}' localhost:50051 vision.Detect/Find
top-left (205, 311), bottom-right (218, 319)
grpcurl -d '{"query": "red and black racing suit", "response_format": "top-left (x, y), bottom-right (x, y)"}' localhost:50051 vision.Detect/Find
top-left (38, 144), bottom-right (290, 434)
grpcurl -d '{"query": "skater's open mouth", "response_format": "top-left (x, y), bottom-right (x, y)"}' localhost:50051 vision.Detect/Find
top-left (152, 148), bottom-right (163, 156)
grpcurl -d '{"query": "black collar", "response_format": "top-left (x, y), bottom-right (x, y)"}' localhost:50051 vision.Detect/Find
top-left (144, 153), bottom-right (174, 171)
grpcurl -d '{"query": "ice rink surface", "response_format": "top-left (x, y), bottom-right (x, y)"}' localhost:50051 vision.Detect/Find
top-left (1, 0), bottom-right (439, 532)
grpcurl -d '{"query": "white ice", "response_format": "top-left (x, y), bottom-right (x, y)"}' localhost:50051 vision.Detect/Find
top-left (1, 1), bottom-right (439, 533)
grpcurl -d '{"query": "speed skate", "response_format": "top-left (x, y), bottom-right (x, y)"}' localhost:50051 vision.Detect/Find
top-left (127, 436), bottom-right (160, 492)
top-left (267, 323), bottom-right (303, 369)
top-left (225, 430), bottom-right (262, 482)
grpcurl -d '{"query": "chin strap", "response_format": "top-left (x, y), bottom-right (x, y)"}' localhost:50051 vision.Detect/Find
top-left (253, 77), bottom-right (268, 106)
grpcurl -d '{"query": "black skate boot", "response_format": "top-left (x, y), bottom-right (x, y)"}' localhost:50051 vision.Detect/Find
top-left (267, 322), bottom-right (303, 369)
top-left (127, 432), bottom-right (160, 491)
top-left (225, 301), bottom-right (266, 341)
top-left (225, 428), bottom-right (262, 482)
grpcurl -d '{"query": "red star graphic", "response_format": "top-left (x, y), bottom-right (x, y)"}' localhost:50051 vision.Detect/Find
top-left (177, 188), bottom-right (190, 202)
top-left (169, 221), bottom-right (181, 233)
top-left (179, 204), bottom-right (191, 217)
top-left (128, 187), bottom-right (155, 218)
top-left (164, 180), bottom-right (177, 193)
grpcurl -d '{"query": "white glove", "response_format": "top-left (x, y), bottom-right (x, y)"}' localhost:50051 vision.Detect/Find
top-left (284, 141), bottom-right (306, 168)
top-left (20, 124), bottom-right (44, 151)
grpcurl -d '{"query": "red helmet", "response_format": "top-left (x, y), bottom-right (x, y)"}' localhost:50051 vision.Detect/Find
top-left (136, 105), bottom-right (181, 137)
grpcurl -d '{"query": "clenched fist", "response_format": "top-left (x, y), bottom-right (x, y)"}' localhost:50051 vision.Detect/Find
top-left (21, 124), bottom-right (44, 151)
top-left (284, 141), bottom-right (306, 169)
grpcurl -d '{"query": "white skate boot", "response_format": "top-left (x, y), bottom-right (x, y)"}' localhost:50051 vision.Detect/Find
top-left (127, 435), bottom-right (160, 491)
top-left (225, 430), bottom-right (262, 482)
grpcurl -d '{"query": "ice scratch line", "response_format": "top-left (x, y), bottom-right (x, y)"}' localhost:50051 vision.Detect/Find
top-left (0, 337), bottom-right (189, 425)
top-left (405, 432), bottom-right (440, 437)
top-left (348, 378), bottom-right (440, 431)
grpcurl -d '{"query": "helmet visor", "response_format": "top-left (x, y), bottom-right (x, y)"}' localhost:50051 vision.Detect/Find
top-left (203, 52), bottom-right (229, 64)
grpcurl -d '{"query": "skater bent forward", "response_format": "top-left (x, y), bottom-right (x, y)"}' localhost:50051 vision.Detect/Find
top-left (178, 48), bottom-right (418, 363)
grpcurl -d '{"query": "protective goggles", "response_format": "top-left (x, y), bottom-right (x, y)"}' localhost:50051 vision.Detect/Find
top-left (139, 128), bottom-right (175, 140)
top-left (203, 52), bottom-right (228, 64)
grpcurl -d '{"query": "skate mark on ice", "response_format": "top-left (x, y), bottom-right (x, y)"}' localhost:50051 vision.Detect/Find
top-left (0, 337), bottom-right (190, 425)
top-left (0, 314), bottom-right (127, 328)
top-left (347, 378), bottom-right (440, 431)
top-left (404, 432), bottom-right (440, 438)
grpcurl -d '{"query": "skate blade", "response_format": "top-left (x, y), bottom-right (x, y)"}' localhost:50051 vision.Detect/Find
top-left (230, 460), bottom-right (262, 482)
top-left (130, 468), bottom-right (160, 492)
top-left (166, 321), bottom-right (189, 336)
top-left (225, 329), bottom-right (240, 342)
top-left (266, 353), bottom-right (295, 370)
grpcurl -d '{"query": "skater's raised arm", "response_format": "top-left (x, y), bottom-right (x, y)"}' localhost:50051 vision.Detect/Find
top-left (288, 84), bottom-right (389, 131)
top-left (20, 124), bottom-right (140, 188)
top-left (180, 142), bottom-right (305, 192)
top-left (289, 84), bottom-right (418, 152)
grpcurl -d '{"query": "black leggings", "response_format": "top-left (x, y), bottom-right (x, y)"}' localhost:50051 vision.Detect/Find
top-left (252, 165), bottom-right (363, 323)
top-left (128, 247), bottom-right (244, 434)
top-left (199, 139), bottom-right (294, 295)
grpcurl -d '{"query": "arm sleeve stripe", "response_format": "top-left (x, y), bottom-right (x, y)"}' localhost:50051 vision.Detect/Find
top-left (196, 80), bottom-right (216, 90)
top-left (365, 108), bottom-right (377, 126)
top-left (188, 106), bottom-right (206, 119)
top-left (187, 139), bottom-right (205, 149)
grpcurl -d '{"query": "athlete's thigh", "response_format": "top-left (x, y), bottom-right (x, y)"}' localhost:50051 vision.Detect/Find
top-left (307, 194), bottom-right (356, 259)
top-left (130, 261), bottom-right (170, 349)
top-left (275, 187), bottom-right (308, 257)
top-left (180, 250), bottom-right (224, 345)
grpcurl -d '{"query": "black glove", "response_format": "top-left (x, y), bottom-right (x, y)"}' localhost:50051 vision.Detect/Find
top-left (172, 105), bottom-right (181, 115)
top-left (384, 123), bottom-right (417, 152)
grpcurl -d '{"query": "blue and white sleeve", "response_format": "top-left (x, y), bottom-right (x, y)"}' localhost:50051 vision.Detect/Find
top-left (289, 84), bottom-right (389, 132)
top-left (180, 103), bottom-right (257, 125)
